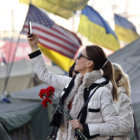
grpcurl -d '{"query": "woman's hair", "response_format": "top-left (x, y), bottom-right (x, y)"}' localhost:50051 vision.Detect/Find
top-left (86, 45), bottom-right (118, 100)
top-left (69, 62), bottom-right (79, 78)
top-left (69, 63), bottom-right (75, 77)
top-left (113, 63), bottom-right (130, 97)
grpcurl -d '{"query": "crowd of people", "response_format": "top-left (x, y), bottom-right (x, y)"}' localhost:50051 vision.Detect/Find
top-left (27, 34), bottom-right (134, 140)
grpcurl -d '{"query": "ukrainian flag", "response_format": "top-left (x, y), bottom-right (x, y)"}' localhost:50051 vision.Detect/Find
top-left (20, 0), bottom-right (89, 19)
top-left (78, 6), bottom-right (120, 51)
top-left (115, 14), bottom-right (139, 43)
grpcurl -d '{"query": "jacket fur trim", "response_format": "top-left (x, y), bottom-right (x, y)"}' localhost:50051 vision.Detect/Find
top-left (56, 70), bottom-right (117, 140)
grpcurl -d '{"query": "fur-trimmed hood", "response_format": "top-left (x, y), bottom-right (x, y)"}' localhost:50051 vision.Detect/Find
top-left (64, 70), bottom-right (112, 119)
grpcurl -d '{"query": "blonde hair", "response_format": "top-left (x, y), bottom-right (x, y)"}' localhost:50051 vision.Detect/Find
top-left (113, 63), bottom-right (130, 97)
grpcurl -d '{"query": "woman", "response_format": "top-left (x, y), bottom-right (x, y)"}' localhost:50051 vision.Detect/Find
top-left (113, 63), bottom-right (134, 140)
top-left (27, 34), bottom-right (119, 140)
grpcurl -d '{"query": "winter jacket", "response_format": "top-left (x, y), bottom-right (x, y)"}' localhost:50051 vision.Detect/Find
top-left (29, 50), bottom-right (119, 140)
top-left (113, 87), bottom-right (134, 140)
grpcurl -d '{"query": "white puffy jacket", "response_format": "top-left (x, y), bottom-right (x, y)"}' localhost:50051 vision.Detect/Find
top-left (113, 87), bottom-right (134, 140)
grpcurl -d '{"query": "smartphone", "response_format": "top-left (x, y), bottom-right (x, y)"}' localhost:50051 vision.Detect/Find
top-left (28, 20), bottom-right (32, 37)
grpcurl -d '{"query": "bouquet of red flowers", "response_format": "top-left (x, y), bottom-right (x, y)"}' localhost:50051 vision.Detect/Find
top-left (39, 86), bottom-right (55, 107)
top-left (39, 86), bottom-right (87, 140)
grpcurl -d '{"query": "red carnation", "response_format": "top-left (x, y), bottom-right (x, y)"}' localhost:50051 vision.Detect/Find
top-left (41, 98), bottom-right (48, 107)
top-left (39, 86), bottom-right (55, 108)
top-left (41, 97), bottom-right (52, 107)
top-left (39, 89), bottom-right (46, 99)
top-left (45, 86), bottom-right (55, 96)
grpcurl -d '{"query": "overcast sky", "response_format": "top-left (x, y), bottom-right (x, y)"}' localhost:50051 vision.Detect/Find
top-left (0, 0), bottom-right (139, 55)
top-left (0, 0), bottom-right (140, 33)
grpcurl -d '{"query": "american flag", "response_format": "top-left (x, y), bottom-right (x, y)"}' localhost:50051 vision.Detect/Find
top-left (22, 4), bottom-right (81, 59)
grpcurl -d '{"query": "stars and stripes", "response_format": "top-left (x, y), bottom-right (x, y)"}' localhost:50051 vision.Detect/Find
top-left (22, 4), bottom-right (81, 59)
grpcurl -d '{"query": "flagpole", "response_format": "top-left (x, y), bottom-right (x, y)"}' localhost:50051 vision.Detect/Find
top-left (0, 4), bottom-right (30, 103)
top-left (5, 10), bottom-right (15, 87)
top-left (0, 10), bottom-right (15, 103)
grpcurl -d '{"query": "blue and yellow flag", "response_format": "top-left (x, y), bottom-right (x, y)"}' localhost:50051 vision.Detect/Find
top-left (20, 0), bottom-right (89, 19)
top-left (114, 14), bottom-right (139, 43)
top-left (78, 6), bottom-right (120, 51)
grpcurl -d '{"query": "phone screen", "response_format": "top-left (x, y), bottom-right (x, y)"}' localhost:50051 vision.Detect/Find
top-left (28, 21), bottom-right (32, 36)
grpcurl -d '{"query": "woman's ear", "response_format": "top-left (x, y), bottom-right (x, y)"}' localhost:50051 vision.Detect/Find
top-left (87, 60), bottom-right (94, 68)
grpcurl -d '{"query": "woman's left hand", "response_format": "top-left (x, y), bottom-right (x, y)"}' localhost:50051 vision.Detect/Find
top-left (70, 119), bottom-right (83, 131)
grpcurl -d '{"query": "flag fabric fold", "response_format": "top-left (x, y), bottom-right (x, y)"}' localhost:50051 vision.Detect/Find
top-left (78, 6), bottom-right (120, 51)
top-left (114, 14), bottom-right (139, 43)
top-left (20, 0), bottom-right (89, 19)
top-left (22, 4), bottom-right (81, 72)
top-left (46, 0), bottom-right (89, 11)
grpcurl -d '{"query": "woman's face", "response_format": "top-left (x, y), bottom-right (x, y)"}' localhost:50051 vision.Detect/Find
top-left (74, 47), bottom-right (93, 75)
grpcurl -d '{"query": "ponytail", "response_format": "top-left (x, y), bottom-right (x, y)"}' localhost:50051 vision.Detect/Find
top-left (86, 45), bottom-right (118, 100)
top-left (102, 61), bottom-right (118, 100)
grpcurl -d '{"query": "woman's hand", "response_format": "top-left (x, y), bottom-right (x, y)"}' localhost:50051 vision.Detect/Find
top-left (27, 34), bottom-right (39, 51)
top-left (70, 119), bottom-right (83, 131)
